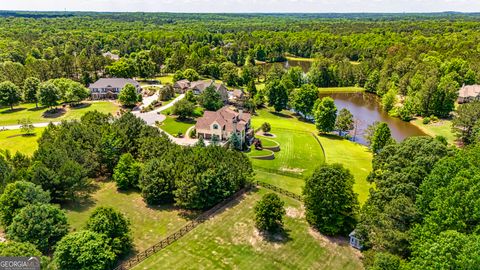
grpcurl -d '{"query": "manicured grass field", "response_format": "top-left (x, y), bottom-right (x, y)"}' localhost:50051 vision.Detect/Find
top-left (318, 87), bottom-right (365, 93)
top-left (411, 118), bottom-right (456, 145)
top-left (257, 137), bottom-right (279, 147)
top-left (133, 188), bottom-right (362, 270)
top-left (160, 116), bottom-right (196, 137)
top-left (251, 129), bottom-right (324, 178)
top-left (0, 101), bottom-right (118, 126)
top-left (247, 148), bottom-right (273, 158)
top-left (251, 108), bottom-right (373, 204)
top-left (64, 182), bottom-right (191, 252)
top-left (0, 127), bottom-right (45, 156)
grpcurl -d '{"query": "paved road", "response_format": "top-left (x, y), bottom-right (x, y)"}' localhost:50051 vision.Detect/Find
top-left (1, 122), bottom-right (60, 130)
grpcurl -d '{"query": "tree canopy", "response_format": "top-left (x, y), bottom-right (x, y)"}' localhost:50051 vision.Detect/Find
top-left (303, 163), bottom-right (359, 236)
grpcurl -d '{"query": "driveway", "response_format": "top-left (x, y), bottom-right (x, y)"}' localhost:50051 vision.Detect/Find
top-left (133, 94), bottom-right (185, 125)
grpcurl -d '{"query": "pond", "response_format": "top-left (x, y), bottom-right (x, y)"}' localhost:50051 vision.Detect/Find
top-left (258, 59), bottom-right (313, 73)
top-left (318, 92), bottom-right (426, 145)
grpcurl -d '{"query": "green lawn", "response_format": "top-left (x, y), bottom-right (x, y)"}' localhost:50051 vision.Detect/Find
top-left (160, 116), bottom-right (196, 137)
top-left (251, 108), bottom-right (373, 204)
top-left (0, 101), bottom-right (118, 126)
top-left (0, 127), bottom-right (45, 156)
top-left (161, 94), bottom-right (180, 107)
top-left (318, 87), bottom-right (365, 93)
top-left (411, 118), bottom-right (456, 145)
top-left (133, 188), bottom-right (362, 270)
top-left (257, 137), bottom-right (279, 147)
top-left (254, 171), bottom-right (305, 195)
top-left (247, 148), bottom-right (273, 158)
top-left (64, 181), bottom-right (191, 252)
top-left (251, 129), bottom-right (324, 178)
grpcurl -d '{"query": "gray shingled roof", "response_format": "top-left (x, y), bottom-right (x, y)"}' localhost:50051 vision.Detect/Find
top-left (89, 78), bottom-right (140, 89)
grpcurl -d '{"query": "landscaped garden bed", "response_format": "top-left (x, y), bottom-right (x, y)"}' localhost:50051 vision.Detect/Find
top-left (247, 148), bottom-right (275, 160)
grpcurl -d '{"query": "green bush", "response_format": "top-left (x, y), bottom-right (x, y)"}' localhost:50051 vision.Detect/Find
top-left (254, 193), bottom-right (285, 232)
top-left (423, 117), bottom-right (431, 125)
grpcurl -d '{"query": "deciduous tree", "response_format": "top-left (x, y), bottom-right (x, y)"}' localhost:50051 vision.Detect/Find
top-left (0, 81), bottom-right (21, 110)
top-left (313, 97), bottom-right (337, 133)
top-left (7, 203), bottom-right (69, 253)
top-left (254, 193), bottom-right (286, 232)
top-left (303, 163), bottom-right (359, 235)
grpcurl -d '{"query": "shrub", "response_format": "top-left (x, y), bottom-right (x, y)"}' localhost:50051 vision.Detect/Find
top-left (260, 122), bottom-right (271, 133)
top-left (254, 193), bottom-right (286, 232)
top-left (423, 117), bottom-right (431, 125)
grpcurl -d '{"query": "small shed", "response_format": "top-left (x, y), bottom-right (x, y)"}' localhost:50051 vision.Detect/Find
top-left (349, 230), bottom-right (363, 250)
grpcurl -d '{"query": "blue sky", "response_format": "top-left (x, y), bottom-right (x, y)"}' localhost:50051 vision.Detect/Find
top-left (2, 0), bottom-right (480, 13)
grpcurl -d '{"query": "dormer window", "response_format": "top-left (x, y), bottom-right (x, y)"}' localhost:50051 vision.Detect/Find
top-left (213, 124), bottom-right (219, 130)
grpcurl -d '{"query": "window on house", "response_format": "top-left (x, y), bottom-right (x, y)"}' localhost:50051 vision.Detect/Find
top-left (213, 124), bottom-right (218, 129)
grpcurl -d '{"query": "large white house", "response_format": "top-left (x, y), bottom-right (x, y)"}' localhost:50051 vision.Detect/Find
top-left (195, 106), bottom-right (253, 145)
top-left (88, 78), bottom-right (141, 100)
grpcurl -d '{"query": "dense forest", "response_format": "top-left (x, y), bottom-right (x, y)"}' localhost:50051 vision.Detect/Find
top-left (1, 12), bottom-right (480, 119)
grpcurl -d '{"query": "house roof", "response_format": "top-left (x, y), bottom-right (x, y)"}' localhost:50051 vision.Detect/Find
top-left (174, 79), bottom-right (191, 89)
top-left (232, 89), bottom-right (245, 98)
top-left (191, 80), bottom-right (214, 92)
top-left (196, 106), bottom-right (251, 133)
top-left (102, 52), bottom-right (120, 61)
top-left (89, 78), bottom-right (140, 89)
top-left (459, 85), bottom-right (480, 98)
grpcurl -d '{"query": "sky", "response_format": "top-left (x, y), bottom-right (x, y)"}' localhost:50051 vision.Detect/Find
top-left (1, 0), bottom-right (480, 13)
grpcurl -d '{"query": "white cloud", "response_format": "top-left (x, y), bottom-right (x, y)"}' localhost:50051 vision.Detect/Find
top-left (1, 0), bottom-right (479, 13)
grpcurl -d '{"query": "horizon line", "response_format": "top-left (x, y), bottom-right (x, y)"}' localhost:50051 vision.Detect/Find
top-left (2, 10), bottom-right (480, 14)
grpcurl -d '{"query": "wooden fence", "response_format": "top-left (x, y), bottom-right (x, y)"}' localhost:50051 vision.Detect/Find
top-left (113, 186), bottom-right (251, 270)
top-left (113, 180), bottom-right (303, 270)
top-left (255, 181), bottom-right (303, 201)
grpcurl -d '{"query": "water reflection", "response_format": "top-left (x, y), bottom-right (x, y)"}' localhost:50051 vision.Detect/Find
top-left (319, 92), bottom-right (426, 145)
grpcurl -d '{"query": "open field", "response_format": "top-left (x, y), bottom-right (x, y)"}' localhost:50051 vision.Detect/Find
top-left (0, 127), bottom-right (45, 156)
top-left (251, 108), bottom-right (373, 204)
top-left (160, 116), bottom-right (196, 137)
top-left (133, 188), bottom-right (362, 270)
top-left (318, 87), bottom-right (365, 93)
top-left (411, 118), bottom-right (456, 145)
top-left (0, 101), bottom-right (118, 126)
top-left (64, 181), bottom-right (191, 252)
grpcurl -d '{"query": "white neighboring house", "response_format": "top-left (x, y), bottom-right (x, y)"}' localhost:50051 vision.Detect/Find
top-left (89, 78), bottom-right (141, 100)
top-left (195, 106), bottom-right (253, 145)
top-left (458, 84), bottom-right (480, 104)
